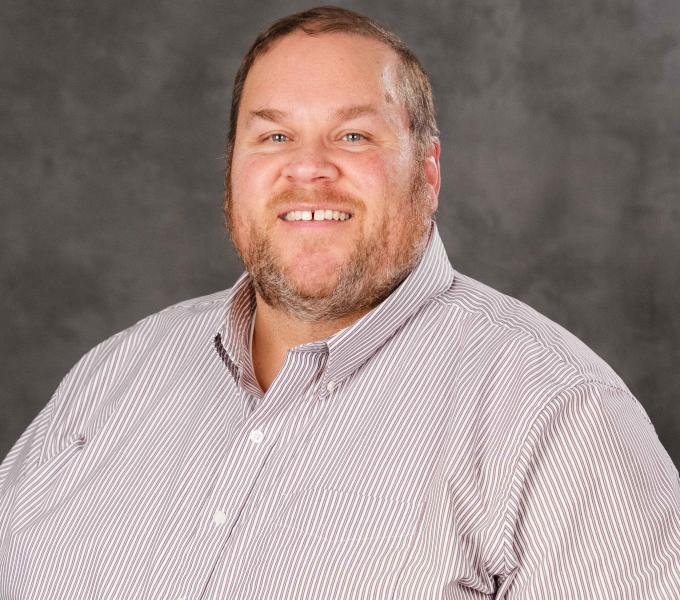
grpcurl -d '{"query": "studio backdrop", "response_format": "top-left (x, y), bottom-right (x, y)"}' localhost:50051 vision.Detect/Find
top-left (1, 0), bottom-right (679, 467)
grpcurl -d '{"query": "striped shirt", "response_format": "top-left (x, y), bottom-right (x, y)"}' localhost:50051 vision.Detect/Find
top-left (1, 224), bottom-right (679, 599)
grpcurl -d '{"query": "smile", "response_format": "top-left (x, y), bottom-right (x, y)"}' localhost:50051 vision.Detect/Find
top-left (282, 210), bottom-right (352, 222)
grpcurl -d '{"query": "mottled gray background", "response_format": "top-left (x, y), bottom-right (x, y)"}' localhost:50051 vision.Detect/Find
top-left (1, 0), bottom-right (679, 467)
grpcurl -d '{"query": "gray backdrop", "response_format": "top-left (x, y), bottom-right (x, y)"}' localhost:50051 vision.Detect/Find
top-left (1, 0), bottom-right (679, 467)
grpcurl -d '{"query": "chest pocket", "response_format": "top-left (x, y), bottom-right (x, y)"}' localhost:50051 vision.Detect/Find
top-left (276, 487), bottom-right (422, 545)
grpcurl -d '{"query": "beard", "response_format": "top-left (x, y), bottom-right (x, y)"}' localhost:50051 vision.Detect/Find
top-left (225, 168), bottom-right (433, 323)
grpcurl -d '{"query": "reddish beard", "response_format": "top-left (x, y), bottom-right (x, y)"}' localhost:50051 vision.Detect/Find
top-left (226, 172), bottom-right (432, 323)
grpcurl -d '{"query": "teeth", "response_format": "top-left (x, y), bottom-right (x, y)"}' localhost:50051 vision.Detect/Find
top-left (283, 210), bottom-right (351, 222)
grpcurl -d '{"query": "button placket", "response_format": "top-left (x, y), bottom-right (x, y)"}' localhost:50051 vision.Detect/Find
top-left (213, 510), bottom-right (228, 526)
top-left (197, 350), bottom-right (327, 596)
top-left (202, 418), bottom-right (284, 535)
top-left (249, 429), bottom-right (265, 444)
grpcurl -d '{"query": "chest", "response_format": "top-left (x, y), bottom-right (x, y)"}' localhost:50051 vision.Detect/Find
top-left (5, 359), bottom-right (503, 599)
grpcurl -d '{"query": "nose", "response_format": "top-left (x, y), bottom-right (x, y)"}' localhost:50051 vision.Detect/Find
top-left (281, 144), bottom-right (339, 185)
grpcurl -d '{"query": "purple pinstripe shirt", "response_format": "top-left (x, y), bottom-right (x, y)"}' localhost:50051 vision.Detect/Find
top-left (1, 224), bottom-right (679, 598)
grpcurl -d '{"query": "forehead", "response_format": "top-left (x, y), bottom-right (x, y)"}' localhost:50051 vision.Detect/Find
top-left (240, 31), bottom-right (405, 121)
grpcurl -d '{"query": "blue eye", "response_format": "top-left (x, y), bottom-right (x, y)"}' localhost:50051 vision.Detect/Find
top-left (343, 133), bottom-right (364, 142)
top-left (271, 133), bottom-right (288, 142)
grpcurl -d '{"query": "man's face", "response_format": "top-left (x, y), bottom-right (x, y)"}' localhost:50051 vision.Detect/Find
top-left (228, 31), bottom-right (440, 322)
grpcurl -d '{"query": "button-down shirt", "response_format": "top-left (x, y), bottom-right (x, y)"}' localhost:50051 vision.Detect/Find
top-left (1, 224), bottom-right (679, 599)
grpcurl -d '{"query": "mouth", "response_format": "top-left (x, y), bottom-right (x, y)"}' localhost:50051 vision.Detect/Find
top-left (279, 209), bottom-right (353, 222)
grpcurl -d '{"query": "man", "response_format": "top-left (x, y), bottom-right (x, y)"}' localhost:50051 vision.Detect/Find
top-left (1, 6), bottom-right (678, 599)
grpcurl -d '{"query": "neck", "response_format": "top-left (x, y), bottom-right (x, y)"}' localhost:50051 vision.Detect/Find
top-left (251, 294), bottom-right (369, 393)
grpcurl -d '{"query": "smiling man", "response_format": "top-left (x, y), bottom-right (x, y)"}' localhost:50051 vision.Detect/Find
top-left (1, 6), bottom-right (679, 600)
top-left (226, 26), bottom-right (438, 390)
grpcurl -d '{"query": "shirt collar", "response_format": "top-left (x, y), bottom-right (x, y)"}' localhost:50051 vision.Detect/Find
top-left (323, 221), bottom-right (455, 386)
top-left (214, 271), bottom-right (256, 381)
top-left (214, 222), bottom-right (455, 386)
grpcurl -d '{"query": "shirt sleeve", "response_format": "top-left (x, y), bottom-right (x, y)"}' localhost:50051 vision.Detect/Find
top-left (0, 392), bottom-right (58, 544)
top-left (500, 382), bottom-right (680, 599)
top-left (0, 317), bottom-right (145, 502)
top-left (0, 399), bottom-right (55, 496)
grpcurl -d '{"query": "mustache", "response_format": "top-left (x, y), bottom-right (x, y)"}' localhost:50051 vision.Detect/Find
top-left (266, 187), bottom-right (364, 212)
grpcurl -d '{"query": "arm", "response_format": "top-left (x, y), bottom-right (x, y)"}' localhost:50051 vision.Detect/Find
top-left (0, 396), bottom-right (56, 542)
top-left (500, 382), bottom-right (680, 599)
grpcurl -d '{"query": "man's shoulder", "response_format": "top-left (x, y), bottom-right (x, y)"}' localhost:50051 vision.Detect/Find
top-left (59, 287), bottom-right (234, 391)
top-left (149, 287), bottom-right (233, 318)
top-left (29, 287), bottom-right (235, 459)
top-left (425, 270), bottom-right (626, 390)
top-left (414, 271), bottom-right (642, 470)
top-left (109, 287), bottom-right (232, 347)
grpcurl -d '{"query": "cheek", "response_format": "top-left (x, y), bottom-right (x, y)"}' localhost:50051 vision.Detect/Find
top-left (231, 154), bottom-right (281, 199)
top-left (343, 154), bottom-right (394, 202)
top-left (228, 209), bottom-right (251, 247)
top-left (350, 151), bottom-right (411, 191)
top-left (357, 153), bottom-right (389, 180)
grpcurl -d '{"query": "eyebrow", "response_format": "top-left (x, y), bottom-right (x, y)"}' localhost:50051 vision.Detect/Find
top-left (247, 108), bottom-right (286, 125)
top-left (334, 104), bottom-right (380, 121)
top-left (246, 104), bottom-right (380, 127)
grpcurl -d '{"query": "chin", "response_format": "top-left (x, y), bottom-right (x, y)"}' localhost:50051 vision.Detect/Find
top-left (285, 268), bottom-right (340, 299)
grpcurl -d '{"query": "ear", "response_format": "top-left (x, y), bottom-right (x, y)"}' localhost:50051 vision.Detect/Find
top-left (421, 137), bottom-right (441, 213)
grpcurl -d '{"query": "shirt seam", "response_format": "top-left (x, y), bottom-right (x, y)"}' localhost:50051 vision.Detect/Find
top-left (432, 295), bottom-right (599, 385)
top-left (32, 291), bottom-right (233, 465)
top-left (154, 293), bottom-right (229, 313)
top-left (499, 378), bottom-right (631, 579)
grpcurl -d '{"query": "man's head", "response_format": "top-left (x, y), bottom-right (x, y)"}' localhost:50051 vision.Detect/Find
top-left (225, 6), bottom-right (441, 322)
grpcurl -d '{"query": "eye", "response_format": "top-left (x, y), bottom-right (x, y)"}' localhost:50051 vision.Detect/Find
top-left (270, 133), bottom-right (289, 142)
top-left (342, 132), bottom-right (365, 142)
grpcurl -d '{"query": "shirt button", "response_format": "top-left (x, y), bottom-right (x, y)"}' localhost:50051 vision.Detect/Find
top-left (249, 429), bottom-right (264, 444)
top-left (213, 510), bottom-right (228, 526)
top-left (326, 380), bottom-right (336, 393)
